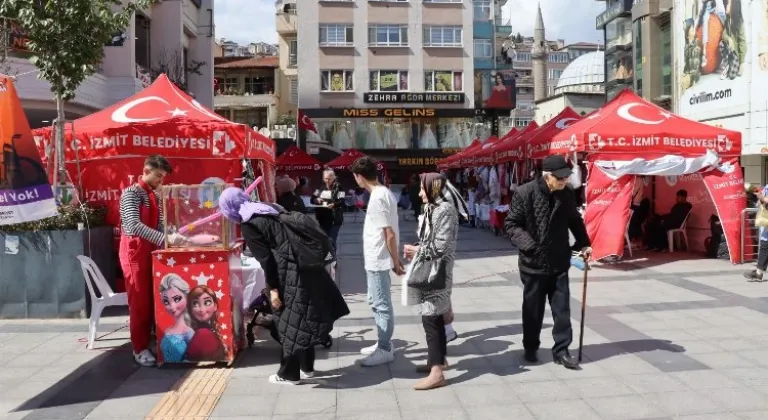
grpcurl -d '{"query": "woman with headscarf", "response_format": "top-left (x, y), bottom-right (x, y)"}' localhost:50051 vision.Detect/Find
top-left (218, 188), bottom-right (350, 385)
top-left (402, 173), bottom-right (467, 390)
top-left (276, 176), bottom-right (307, 213)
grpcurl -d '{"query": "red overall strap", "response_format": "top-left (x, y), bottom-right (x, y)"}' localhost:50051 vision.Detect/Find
top-left (137, 179), bottom-right (159, 229)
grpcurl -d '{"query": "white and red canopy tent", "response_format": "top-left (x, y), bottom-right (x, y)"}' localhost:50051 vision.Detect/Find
top-left (31, 74), bottom-right (277, 226)
top-left (276, 145), bottom-right (322, 173)
top-left (550, 89), bottom-right (744, 263)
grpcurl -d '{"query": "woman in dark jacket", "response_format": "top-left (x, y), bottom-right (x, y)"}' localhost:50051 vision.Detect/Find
top-left (218, 187), bottom-right (349, 385)
top-left (276, 177), bottom-right (307, 213)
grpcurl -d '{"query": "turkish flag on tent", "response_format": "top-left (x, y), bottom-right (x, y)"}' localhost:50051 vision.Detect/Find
top-left (298, 110), bottom-right (318, 133)
top-left (495, 122), bottom-right (539, 163)
top-left (31, 74), bottom-right (275, 163)
top-left (553, 89), bottom-right (742, 159)
top-left (276, 145), bottom-right (321, 171)
top-left (525, 107), bottom-right (583, 159)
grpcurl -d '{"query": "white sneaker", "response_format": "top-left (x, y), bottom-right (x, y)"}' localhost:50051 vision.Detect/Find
top-left (269, 374), bottom-right (299, 385)
top-left (361, 348), bottom-right (394, 367)
top-left (361, 342), bottom-right (378, 355)
top-left (300, 370), bottom-right (314, 379)
top-left (133, 349), bottom-right (156, 367)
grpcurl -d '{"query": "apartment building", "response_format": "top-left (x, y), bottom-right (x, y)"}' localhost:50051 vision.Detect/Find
top-left (276, 0), bottom-right (298, 122)
top-left (216, 39), bottom-right (278, 58)
top-left (296, 0), bottom-right (474, 178)
top-left (213, 56), bottom-right (279, 129)
top-left (5, 0), bottom-right (215, 128)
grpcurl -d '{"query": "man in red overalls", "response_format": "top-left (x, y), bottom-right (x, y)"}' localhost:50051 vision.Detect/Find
top-left (119, 155), bottom-right (182, 366)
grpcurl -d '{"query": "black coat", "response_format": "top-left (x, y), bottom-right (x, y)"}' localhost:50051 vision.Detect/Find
top-left (277, 192), bottom-right (307, 213)
top-left (313, 182), bottom-right (345, 228)
top-left (504, 176), bottom-right (590, 275)
top-left (241, 215), bottom-right (350, 357)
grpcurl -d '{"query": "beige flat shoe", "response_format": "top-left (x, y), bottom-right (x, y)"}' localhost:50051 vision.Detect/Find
top-left (413, 376), bottom-right (447, 390)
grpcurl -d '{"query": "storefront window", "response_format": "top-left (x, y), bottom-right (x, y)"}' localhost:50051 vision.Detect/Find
top-left (605, 50), bottom-right (633, 83)
top-left (634, 19), bottom-right (643, 96)
top-left (661, 23), bottom-right (672, 96)
top-left (605, 17), bottom-right (632, 51)
top-left (306, 118), bottom-right (478, 150)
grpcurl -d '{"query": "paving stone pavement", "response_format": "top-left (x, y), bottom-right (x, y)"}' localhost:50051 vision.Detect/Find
top-left (3, 217), bottom-right (768, 419)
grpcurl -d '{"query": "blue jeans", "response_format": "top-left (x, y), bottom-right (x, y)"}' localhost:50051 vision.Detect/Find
top-left (324, 225), bottom-right (341, 251)
top-left (366, 269), bottom-right (394, 352)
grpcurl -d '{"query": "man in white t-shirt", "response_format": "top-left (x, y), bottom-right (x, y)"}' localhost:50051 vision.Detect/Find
top-left (350, 156), bottom-right (403, 367)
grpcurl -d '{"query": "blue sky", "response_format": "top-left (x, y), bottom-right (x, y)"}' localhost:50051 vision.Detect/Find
top-left (213, 0), bottom-right (606, 46)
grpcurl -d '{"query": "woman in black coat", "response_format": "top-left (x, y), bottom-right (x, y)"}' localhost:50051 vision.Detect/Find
top-left (219, 187), bottom-right (349, 385)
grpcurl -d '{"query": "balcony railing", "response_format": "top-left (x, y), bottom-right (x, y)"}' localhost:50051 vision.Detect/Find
top-left (213, 92), bottom-right (276, 109)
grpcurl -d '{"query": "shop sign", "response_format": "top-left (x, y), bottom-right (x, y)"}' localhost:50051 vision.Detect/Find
top-left (302, 108), bottom-right (477, 119)
top-left (364, 92), bottom-right (465, 104)
top-left (596, 0), bottom-right (632, 29)
top-left (442, 148), bottom-right (462, 155)
top-left (398, 157), bottom-right (440, 166)
top-left (4, 20), bottom-right (29, 51)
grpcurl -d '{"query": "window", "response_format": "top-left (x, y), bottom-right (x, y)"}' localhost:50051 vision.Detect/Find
top-left (473, 39), bottom-right (492, 58)
top-left (514, 118), bottom-right (532, 127)
top-left (424, 70), bottom-right (462, 92)
top-left (244, 76), bottom-right (269, 94)
top-left (516, 86), bottom-right (533, 95)
top-left (605, 17), bottom-right (632, 50)
top-left (370, 0), bottom-right (407, 2)
top-left (319, 24), bottom-right (354, 46)
top-left (548, 52), bottom-right (568, 63)
top-left (517, 100), bottom-right (533, 110)
top-left (321, 70), bottom-right (354, 91)
top-left (423, 26), bottom-right (462, 47)
top-left (661, 22), bottom-right (671, 96)
top-left (288, 39), bottom-right (297, 67)
top-left (548, 69), bottom-right (563, 79)
top-left (370, 70), bottom-right (408, 91)
top-left (290, 78), bottom-right (298, 103)
top-left (634, 19), bottom-right (643, 96)
top-left (368, 25), bottom-right (408, 46)
top-left (223, 77), bottom-right (239, 92)
top-left (424, 0), bottom-right (462, 3)
top-left (515, 52), bottom-right (531, 62)
top-left (473, 0), bottom-right (491, 20)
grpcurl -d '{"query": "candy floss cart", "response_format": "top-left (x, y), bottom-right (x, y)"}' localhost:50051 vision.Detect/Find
top-left (152, 183), bottom-right (244, 366)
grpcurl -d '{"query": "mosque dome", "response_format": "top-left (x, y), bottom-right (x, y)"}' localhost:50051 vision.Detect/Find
top-left (554, 51), bottom-right (605, 95)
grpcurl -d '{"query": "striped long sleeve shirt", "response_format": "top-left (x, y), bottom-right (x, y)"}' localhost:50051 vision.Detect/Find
top-left (119, 185), bottom-right (165, 247)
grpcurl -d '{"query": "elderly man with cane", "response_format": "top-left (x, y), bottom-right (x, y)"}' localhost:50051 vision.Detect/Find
top-left (505, 155), bottom-right (592, 370)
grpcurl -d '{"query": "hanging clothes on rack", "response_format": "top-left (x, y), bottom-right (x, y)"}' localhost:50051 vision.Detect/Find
top-left (355, 123), bottom-right (368, 149)
top-left (442, 122), bottom-right (462, 148)
top-left (488, 166), bottom-right (501, 207)
top-left (394, 122), bottom-right (410, 149)
top-left (419, 123), bottom-right (438, 148)
top-left (366, 122), bottom-right (384, 149)
top-left (333, 123), bottom-right (354, 149)
top-left (382, 122), bottom-right (393, 149)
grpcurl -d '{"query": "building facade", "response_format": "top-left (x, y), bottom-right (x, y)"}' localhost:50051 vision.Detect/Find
top-left (296, 0), bottom-right (475, 179)
top-left (213, 56), bottom-right (278, 129)
top-left (4, 0), bottom-right (215, 128)
top-left (596, 0), bottom-right (634, 101)
top-left (276, 0), bottom-right (298, 122)
top-left (534, 50), bottom-right (606, 124)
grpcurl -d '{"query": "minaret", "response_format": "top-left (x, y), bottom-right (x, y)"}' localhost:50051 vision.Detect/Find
top-left (531, 3), bottom-right (547, 101)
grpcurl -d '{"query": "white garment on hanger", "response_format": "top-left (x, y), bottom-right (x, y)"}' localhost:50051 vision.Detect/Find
top-left (366, 122), bottom-right (384, 149)
top-left (442, 122), bottom-right (461, 148)
top-left (419, 124), bottom-right (438, 149)
top-left (394, 123), bottom-right (410, 149)
top-left (333, 124), bottom-right (353, 149)
top-left (461, 125), bottom-right (473, 147)
top-left (382, 123), bottom-right (393, 148)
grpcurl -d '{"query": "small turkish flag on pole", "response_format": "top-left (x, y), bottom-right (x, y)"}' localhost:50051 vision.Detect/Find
top-left (298, 110), bottom-right (318, 133)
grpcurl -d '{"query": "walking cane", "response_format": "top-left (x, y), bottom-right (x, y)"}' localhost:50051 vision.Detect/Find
top-left (577, 253), bottom-right (590, 362)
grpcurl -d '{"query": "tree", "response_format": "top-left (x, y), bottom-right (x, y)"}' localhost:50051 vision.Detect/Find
top-left (515, 32), bottom-right (524, 44)
top-left (0, 19), bottom-right (15, 76)
top-left (0, 0), bottom-right (152, 196)
top-left (275, 113), bottom-right (296, 126)
top-left (151, 48), bottom-right (206, 93)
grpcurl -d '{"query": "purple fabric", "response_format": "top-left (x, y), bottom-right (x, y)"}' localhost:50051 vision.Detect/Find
top-left (219, 187), bottom-right (278, 223)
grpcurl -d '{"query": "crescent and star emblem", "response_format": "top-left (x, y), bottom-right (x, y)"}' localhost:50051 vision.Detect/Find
top-left (555, 118), bottom-right (577, 129)
top-left (111, 96), bottom-right (189, 123)
top-left (616, 103), bottom-right (672, 125)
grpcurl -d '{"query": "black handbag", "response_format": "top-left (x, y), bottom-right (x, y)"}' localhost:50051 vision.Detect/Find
top-left (406, 240), bottom-right (446, 290)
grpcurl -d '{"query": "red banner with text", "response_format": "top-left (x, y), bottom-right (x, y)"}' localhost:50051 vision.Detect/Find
top-left (701, 159), bottom-right (746, 264)
top-left (584, 163), bottom-right (634, 261)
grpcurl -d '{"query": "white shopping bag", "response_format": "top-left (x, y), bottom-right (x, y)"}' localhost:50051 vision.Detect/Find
top-left (400, 263), bottom-right (421, 306)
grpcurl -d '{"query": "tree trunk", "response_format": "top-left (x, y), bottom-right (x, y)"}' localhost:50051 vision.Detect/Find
top-left (54, 94), bottom-right (66, 201)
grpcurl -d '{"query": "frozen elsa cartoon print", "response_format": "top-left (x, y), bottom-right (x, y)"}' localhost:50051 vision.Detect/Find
top-left (186, 285), bottom-right (226, 361)
top-left (158, 274), bottom-right (194, 362)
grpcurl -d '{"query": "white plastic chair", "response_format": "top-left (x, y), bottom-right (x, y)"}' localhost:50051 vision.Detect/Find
top-left (667, 210), bottom-right (692, 252)
top-left (625, 210), bottom-right (634, 258)
top-left (76, 255), bottom-right (128, 349)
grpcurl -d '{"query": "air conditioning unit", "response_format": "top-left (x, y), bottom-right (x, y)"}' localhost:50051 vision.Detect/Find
top-left (285, 127), bottom-right (296, 139)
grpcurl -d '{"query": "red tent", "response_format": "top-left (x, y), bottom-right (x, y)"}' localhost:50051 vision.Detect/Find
top-left (436, 139), bottom-right (479, 170)
top-left (325, 149), bottom-right (386, 173)
top-left (549, 89), bottom-right (745, 264)
top-left (472, 128), bottom-right (519, 166)
top-left (276, 145), bottom-right (321, 172)
top-left (523, 107), bottom-right (582, 160)
top-left (32, 74), bottom-right (275, 163)
top-left (552, 89), bottom-right (741, 159)
top-left (463, 135), bottom-right (502, 166)
top-left (494, 122), bottom-right (539, 163)
top-left (31, 74), bottom-right (277, 226)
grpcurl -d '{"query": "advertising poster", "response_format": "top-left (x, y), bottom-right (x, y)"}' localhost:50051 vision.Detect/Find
top-left (473, 70), bottom-right (516, 110)
top-left (0, 75), bottom-right (58, 225)
top-left (751, 0), bottom-right (768, 112)
top-left (677, 0), bottom-right (747, 116)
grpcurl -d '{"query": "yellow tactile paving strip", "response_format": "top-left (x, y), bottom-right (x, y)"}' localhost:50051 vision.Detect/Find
top-left (145, 365), bottom-right (232, 420)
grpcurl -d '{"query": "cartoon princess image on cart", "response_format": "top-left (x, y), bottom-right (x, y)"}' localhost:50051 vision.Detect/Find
top-left (158, 274), bottom-right (194, 363)
top-left (186, 285), bottom-right (227, 361)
